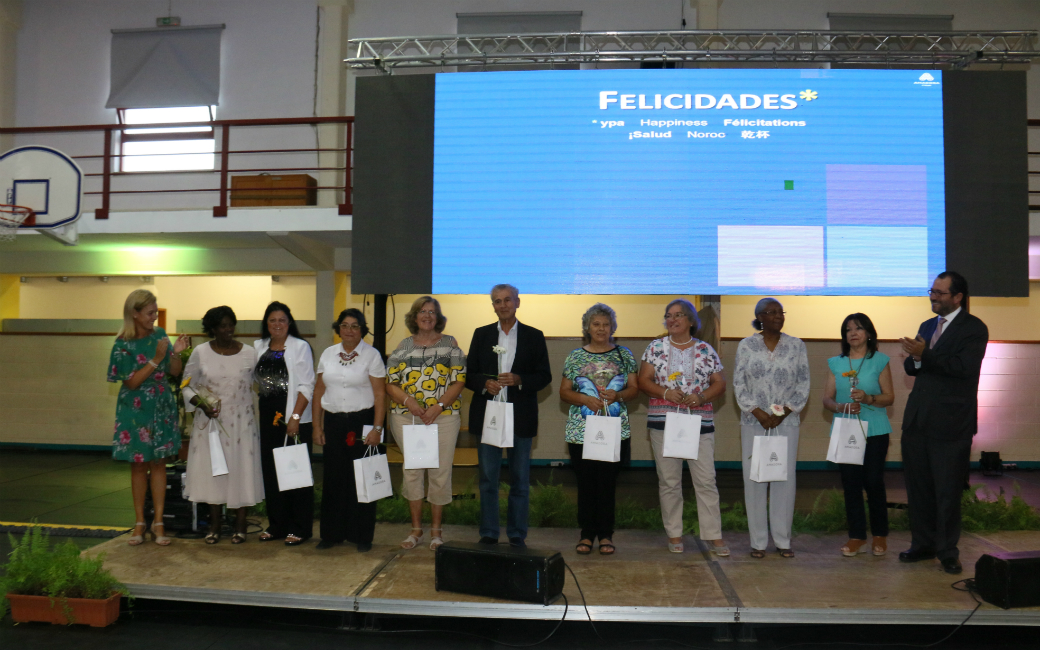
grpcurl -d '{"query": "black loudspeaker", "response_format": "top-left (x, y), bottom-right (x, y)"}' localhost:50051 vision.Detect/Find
top-left (974, 550), bottom-right (1040, 609)
top-left (435, 542), bottom-right (565, 605)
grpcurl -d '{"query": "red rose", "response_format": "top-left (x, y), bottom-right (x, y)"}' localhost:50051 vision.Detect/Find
top-left (347, 430), bottom-right (356, 446)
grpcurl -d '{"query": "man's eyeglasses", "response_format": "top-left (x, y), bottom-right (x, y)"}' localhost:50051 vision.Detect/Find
top-left (927, 289), bottom-right (951, 297)
top-left (339, 323), bottom-right (361, 331)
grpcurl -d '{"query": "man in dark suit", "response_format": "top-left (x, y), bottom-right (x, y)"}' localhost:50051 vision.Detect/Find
top-left (466, 284), bottom-right (552, 547)
top-left (898, 271), bottom-right (988, 574)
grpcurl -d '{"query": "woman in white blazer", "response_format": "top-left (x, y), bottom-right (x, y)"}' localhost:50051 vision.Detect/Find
top-left (254, 302), bottom-right (316, 545)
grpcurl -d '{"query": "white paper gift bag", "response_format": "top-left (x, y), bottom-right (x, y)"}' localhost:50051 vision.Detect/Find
top-left (401, 417), bottom-right (439, 469)
top-left (582, 411), bottom-right (622, 463)
top-left (826, 405), bottom-right (868, 465)
top-left (354, 446), bottom-right (393, 503)
top-left (662, 408), bottom-right (703, 460)
top-left (482, 398), bottom-right (514, 449)
top-left (273, 435), bottom-right (314, 491)
top-left (749, 429), bottom-right (788, 483)
top-left (207, 420), bottom-right (229, 477)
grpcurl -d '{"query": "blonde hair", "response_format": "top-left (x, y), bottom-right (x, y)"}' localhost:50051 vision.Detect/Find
top-left (116, 289), bottom-right (157, 340)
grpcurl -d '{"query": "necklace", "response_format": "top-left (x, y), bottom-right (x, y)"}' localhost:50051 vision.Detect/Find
top-left (668, 336), bottom-right (693, 346)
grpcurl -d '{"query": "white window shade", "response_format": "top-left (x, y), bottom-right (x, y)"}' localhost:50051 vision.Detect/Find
top-left (106, 25), bottom-right (224, 109)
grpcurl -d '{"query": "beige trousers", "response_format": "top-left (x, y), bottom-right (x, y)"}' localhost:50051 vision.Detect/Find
top-left (390, 411), bottom-right (461, 506)
top-left (649, 428), bottom-right (722, 540)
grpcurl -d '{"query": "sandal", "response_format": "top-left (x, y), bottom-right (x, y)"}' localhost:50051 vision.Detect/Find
top-left (872, 536), bottom-right (888, 556)
top-left (430, 529), bottom-right (444, 550)
top-left (750, 549), bottom-right (766, 559)
top-left (401, 528), bottom-right (423, 550)
top-left (598, 540), bottom-right (616, 555)
top-left (576, 539), bottom-right (593, 555)
top-left (841, 539), bottom-right (868, 557)
top-left (231, 532), bottom-right (246, 544)
top-left (128, 522), bottom-right (146, 546)
top-left (668, 538), bottom-right (684, 553)
top-left (777, 548), bottom-right (795, 558)
top-left (205, 530), bottom-right (220, 544)
top-left (711, 542), bottom-right (731, 557)
top-left (259, 531), bottom-right (284, 542)
top-left (149, 522), bottom-right (172, 546)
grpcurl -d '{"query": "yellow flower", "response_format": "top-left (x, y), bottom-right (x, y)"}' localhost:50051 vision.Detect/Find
top-left (667, 371), bottom-right (682, 382)
top-left (180, 376), bottom-right (191, 389)
top-left (273, 411), bottom-right (284, 426)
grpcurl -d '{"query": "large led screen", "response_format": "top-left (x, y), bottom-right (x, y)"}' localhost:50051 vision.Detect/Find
top-left (431, 69), bottom-right (946, 295)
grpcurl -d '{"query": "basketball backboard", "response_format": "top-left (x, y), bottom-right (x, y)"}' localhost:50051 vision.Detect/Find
top-left (0, 145), bottom-right (84, 246)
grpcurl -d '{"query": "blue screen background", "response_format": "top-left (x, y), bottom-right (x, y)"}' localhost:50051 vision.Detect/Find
top-left (432, 69), bottom-right (945, 295)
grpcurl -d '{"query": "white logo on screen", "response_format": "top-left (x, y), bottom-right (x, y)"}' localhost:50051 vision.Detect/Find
top-left (915, 72), bottom-right (940, 87)
top-left (919, 73), bottom-right (935, 81)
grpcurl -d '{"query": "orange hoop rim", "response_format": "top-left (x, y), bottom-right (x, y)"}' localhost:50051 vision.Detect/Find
top-left (0, 204), bottom-right (35, 227)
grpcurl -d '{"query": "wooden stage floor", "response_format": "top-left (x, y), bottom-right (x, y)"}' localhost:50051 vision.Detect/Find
top-left (84, 523), bottom-right (1040, 626)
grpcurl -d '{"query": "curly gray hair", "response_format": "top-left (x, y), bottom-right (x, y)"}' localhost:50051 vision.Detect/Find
top-left (581, 303), bottom-right (618, 344)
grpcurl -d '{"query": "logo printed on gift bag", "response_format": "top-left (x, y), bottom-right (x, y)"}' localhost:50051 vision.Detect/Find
top-left (769, 452), bottom-right (779, 462)
top-left (489, 416), bottom-right (497, 428)
top-left (374, 471), bottom-right (383, 481)
top-left (847, 435), bottom-right (858, 446)
top-left (416, 440), bottom-right (426, 450)
top-left (288, 460), bottom-right (298, 470)
top-left (677, 428), bottom-right (686, 439)
top-left (595, 431), bottom-right (605, 441)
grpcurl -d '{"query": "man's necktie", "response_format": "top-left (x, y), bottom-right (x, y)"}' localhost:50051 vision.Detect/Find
top-left (929, 316), bottom-right (946, 348)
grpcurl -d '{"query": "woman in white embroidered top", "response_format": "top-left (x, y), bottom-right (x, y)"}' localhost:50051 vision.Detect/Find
top-left (253, 302), bottom-right (316, 546)
top-left (313, 309), bottom-right (387, 553)
top-left (733, 298), bottom-right (811, 559)
top-left (637, 299), bottom-right (729, 556)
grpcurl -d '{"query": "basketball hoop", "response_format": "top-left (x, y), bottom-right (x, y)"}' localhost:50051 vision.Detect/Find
top-left (0, 204), bottom-right (34, 242)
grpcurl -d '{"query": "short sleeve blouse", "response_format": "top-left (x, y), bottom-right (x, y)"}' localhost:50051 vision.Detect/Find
top-left (316, 340), bottom-right (386, 414)
top-left (641, 338), bottom-right (724, 432)
top-left (561, 346), bottom-right (638, 443)
top-left (386, 335), bottom-right (467, 414)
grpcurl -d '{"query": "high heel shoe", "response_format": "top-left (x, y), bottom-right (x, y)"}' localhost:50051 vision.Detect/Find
top-left (149, 521), bottom-right (172, 546)
top-left (128, 522), bottom-right (146, 546)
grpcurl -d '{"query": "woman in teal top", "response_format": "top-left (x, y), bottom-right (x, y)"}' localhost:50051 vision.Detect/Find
top-left (823, 313), bottom-right (895, 558)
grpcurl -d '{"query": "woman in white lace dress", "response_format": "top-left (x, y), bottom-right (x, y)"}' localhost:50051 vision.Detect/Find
top-left (733, 298), bottom-right (810, 559)
top-left (182, 306), bottom-right (264, 544)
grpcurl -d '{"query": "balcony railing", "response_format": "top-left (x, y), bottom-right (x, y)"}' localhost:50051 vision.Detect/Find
top-left (0, 116), bottom-right (354, 218)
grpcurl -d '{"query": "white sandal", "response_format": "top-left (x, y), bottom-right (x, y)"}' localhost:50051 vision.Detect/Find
top-left (150, 521), bottom-right (172, 546)
top-left (401, 528), bottom-right (423, 550)
top-left (128, 522), bottom-right (146, 546)
top-left (668, 540), bottom-right (684, 553)
top-left (430, 528), bottom-right (444, 550)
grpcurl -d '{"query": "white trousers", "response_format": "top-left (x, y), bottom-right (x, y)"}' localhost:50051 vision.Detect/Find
top-left (649, 429), bottom-right (722, 540)
top-left (740, 420), bottom-right (800, 551)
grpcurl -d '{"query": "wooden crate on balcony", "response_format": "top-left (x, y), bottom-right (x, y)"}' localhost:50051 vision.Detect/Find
top-left (230, 174), bottom-right (317, 207)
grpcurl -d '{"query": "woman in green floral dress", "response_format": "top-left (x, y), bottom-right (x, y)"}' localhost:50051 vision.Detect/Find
top-left (107, 289), bottom-right (189, 546)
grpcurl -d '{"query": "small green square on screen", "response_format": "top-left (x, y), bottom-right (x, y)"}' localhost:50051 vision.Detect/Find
top-left (784, 180), bottom-right (794, 190)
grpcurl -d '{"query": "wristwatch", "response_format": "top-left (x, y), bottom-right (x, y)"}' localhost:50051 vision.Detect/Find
top-left (290, 413), bottom-right (300, 421)
top-left (437, 401), bottom-right (446, 409)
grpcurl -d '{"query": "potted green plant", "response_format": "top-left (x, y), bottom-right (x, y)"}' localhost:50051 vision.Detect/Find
top-left (1, 526), bottom-right (129, 627)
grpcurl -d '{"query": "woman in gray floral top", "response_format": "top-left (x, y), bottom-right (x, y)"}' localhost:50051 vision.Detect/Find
top-left (733, 298), bottom-right (810, 559)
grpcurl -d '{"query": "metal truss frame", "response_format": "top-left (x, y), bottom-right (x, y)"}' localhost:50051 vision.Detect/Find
top-left (347, 30), bottom-right (1040, 71)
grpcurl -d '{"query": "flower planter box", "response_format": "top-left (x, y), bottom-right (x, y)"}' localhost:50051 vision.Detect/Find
top-left (6, 592), bottom-right (121, 627)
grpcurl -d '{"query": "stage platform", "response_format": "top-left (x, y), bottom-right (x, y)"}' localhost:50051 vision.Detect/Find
top-left (83, 522), bottom-right (1040, 627)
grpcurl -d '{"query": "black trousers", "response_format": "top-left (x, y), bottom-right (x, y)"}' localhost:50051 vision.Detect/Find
top-left (568, 438), bottom-right (631, 542)
top-left (258, 396), bottom-right (314, 540)
top-left (839, 434), bottom-right (890, 539)
top-left (900, 429), bottom-right (972, 560)
top-left (320, 408), bottom-right (381, 545)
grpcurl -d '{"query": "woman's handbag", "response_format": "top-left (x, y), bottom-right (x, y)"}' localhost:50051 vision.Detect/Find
top-left (662, 407), bottom-right (703, 460)
top-left (826, 403), bottom-right (868, 465)
top-left (481, 396), bottom-right (514, 448)
top-left (354, 446), bottom-right (392, 503)
top-left (749, 428), bottom-right (788, 483)
top-left (401, 416), bottom-right (439, 469)
top-left (207, 419), bottom-right (229, 477)
top-left (272, 434), bottom-right (314, 491)
top-left (582, 405), bottom-right (622, 463)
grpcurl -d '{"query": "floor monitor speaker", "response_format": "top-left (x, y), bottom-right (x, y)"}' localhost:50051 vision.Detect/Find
top-left (435, 541), bottom-right (565, 605)
top-left (974, 550), bottom-right (1040, 609)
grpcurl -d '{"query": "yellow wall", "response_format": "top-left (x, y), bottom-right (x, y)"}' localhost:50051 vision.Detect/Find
top-left (721, 283), bottom-right (1040, 342)
top-left (17, 275), bottom-right (317, 331)
top-left (0, 274), bottom-right (19, 331)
